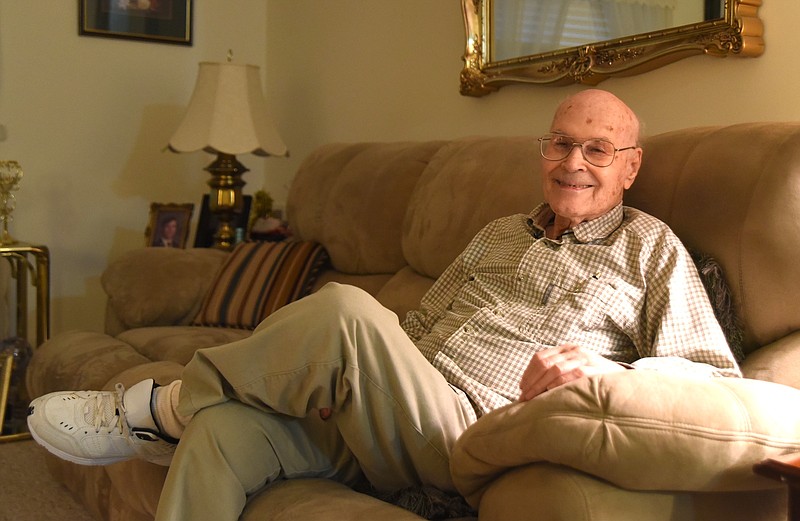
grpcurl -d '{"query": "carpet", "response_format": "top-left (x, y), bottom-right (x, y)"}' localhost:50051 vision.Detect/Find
top-left (0, 439), bottom-right (95, 521)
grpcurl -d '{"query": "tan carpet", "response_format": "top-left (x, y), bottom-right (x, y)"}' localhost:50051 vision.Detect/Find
top-left (0, 439), bottom-right (96, 521)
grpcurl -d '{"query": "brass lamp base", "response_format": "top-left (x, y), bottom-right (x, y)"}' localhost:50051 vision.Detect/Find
top-left (205, 153), bottom-right (248, 251)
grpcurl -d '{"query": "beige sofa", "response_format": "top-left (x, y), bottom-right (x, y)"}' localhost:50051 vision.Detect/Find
top-left (27, 123), bottom-right (800, 521)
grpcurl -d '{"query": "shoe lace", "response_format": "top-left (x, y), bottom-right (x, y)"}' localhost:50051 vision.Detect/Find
top-left (83, 384), bottom-right (126, 435)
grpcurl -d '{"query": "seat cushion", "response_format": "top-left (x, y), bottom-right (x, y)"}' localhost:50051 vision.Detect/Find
top-left (117, 326), bottom-right (252, 366)
top-left (241, 479), bottom-right (430, 521)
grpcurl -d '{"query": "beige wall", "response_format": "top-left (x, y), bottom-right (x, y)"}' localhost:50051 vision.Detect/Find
top-left (0, 1), bottom-right (796, 337)
top-left (0, 1), bottom-right (269, 335)
top-left (264, 0), bottom-right (795, 207)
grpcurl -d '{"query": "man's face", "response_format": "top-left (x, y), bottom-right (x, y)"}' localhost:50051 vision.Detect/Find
top-left (540, 92), bottom-right (642, 230)
top-left (163, 220), bottom-right (178, 239)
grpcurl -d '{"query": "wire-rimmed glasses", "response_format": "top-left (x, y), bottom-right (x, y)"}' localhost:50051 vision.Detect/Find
top-left (538, 134), bottom-right (637, 167)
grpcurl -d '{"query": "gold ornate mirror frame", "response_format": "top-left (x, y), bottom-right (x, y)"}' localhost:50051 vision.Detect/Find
top-left (460, 0), bottom-right (764, 96)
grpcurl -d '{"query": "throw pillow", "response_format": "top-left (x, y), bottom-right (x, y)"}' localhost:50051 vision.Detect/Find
top-left (452, 370), bottom-right (800, 508)
top-left (689, 249), bottom-right (745, 362)
top-left (192, 241), bottom-right (329, 329)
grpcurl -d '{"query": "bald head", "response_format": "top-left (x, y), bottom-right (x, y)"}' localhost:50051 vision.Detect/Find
top-left (552, 90), bottom-right (641, 146)
top-left (541, 89), bottom-right (644, 236)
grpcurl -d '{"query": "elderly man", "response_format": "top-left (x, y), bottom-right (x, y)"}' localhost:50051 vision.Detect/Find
top-left (27, 89), bottom-right (740, 521)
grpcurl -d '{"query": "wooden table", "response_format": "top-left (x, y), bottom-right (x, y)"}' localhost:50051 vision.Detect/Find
top-left (754, 453), bottom-right (800, 521)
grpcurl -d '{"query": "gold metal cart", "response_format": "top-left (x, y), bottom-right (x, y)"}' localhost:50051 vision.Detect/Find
top-left (0, 241), bottom-right (50, 442)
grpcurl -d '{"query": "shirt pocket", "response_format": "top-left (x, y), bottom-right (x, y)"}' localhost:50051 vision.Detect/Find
top-left (537, 276), bottom-right (628, 340)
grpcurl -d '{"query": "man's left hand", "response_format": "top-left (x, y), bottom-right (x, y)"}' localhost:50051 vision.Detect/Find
top-left (518, 343), bottom-right (625, 401)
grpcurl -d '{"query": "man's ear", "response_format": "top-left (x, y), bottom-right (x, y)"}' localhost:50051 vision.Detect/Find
top-left (623, 147), bottom-right (643, 189)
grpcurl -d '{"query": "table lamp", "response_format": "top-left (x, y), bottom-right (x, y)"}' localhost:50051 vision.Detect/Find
top-left (168, 61), bottom-right (288, 250)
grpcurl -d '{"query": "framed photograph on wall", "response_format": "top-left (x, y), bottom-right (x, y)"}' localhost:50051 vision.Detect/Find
top-left (145, 203), bottom-right (194, 248)
top-left (194, 195), bottom-right (252, 248)
top-left (79, 0), bottom-right (193, 46)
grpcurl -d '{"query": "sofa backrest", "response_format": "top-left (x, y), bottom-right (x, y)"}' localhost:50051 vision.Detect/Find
top-left (286, 137), bottom-right (544, 320)
top-left (629, 123), bottom-right (800, 354)
top-left (287, 141), bottom-right (446, 274)
top-left (401, 137), bottom-right (543, 278)
top-left (286, 123), bottom-right (800, 355)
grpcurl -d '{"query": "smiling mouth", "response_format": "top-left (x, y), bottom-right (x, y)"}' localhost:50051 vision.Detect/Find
top-left (556, 180), bottom-right (593, 190)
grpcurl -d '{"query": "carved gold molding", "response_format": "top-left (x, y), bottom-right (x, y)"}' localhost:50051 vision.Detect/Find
top-left (460, 0), bottom-right (764, 96)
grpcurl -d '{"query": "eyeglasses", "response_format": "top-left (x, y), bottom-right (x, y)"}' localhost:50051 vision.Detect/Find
top-left (538, 134), bottom-right (638, 167)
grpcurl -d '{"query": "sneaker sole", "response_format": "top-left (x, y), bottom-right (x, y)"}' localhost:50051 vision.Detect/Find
top-left (27, 417), bottom-right (131, 466)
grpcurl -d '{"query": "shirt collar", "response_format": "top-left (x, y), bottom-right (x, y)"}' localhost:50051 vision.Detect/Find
top-left (527, 203), bottom-right (624, 243)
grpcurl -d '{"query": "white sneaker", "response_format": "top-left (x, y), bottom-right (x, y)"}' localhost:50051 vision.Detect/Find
top-left (27, 378), bottom-right (177, 466)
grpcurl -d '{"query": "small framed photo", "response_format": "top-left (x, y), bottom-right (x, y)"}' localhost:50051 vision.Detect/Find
top-left (194, 194), bottom-right (252, 248)
top-left (146, 203), bottom-right (194, 248)
top-left (79, 0), bottom-right (193, 46)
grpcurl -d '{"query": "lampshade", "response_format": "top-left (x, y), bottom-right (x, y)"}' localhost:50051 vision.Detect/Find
top-left (168, 62), bottom-right (288, 157)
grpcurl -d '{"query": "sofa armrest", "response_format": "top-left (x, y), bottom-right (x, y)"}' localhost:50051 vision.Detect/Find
top-left (101, 247), bottom-right (228, 336)
top-left (741, 331), bottom-right (800, 388)
top-left (451, 371), bottom-right (800, 508)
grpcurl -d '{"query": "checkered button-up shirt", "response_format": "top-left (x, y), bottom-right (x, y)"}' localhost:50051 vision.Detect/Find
top-left (402, 203), bottom-right (741, 417)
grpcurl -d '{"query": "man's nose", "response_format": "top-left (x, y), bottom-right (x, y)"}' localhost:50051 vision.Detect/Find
top-left (562, 144), bottom-right (587, 169)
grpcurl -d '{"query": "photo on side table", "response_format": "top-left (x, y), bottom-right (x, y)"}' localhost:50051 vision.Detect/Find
top-left (145, 202), bottom-right (194, 248)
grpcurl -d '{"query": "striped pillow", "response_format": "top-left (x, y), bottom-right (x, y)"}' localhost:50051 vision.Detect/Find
top-left (192, 241), bottom-right (329, 329)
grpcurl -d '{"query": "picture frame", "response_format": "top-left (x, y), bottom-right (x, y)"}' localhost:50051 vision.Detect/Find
top-left (145, 203), bottom-right (194, 248)
top-left (194, 195), bottom-right (252, 248)
top-left (79, 0), bottom-right (193, 46)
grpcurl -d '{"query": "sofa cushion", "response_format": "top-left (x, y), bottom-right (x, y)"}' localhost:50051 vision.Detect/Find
top-left (287, 141), bottom-right (445, 275)
top-left (192, 241), bottom-right (329, 329)
top-left (117, 326), bottom-right (252, 366)
top-left (26, 330), bottom-right (153, 396)
top-left (375, 266), bottom-right (435, 324)
top-left (102, 248), bottom-right (229, 332)
top-left (451, 371), bottom-right (800, 507)
top-left (478, 464), bottom-right (788, 521)
top-left (242, 479), bottom-right (430, 521)
top-left (402, 137), bottom-right (541, 279)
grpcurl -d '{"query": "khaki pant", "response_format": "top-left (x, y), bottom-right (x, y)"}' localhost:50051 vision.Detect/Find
top-left (155, 283), bottom-right (475, 521)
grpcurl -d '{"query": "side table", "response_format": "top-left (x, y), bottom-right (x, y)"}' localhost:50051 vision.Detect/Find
top-left (753, 452), bottom-right (800, 521)
top-left (0, 241), bottom-right (50, 442)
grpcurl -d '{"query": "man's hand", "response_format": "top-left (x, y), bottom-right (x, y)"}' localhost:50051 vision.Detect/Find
top-left (518, 343), bottom-right (625, 401)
